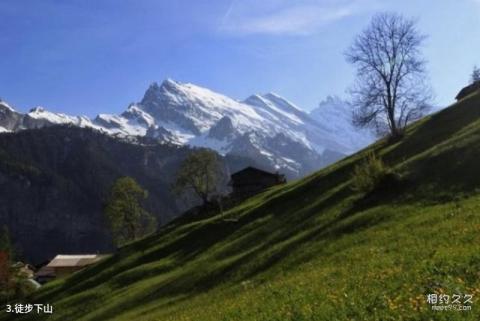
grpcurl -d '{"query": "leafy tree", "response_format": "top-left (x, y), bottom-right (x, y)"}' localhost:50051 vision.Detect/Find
top-left (174, 149), bottom-right (222, 206)
top-left (104, 177), bottom-right (157, 245)
top-left (345, 12), bottom-right (432, 139)
top-left (471, 65), bottom-right (480, 83)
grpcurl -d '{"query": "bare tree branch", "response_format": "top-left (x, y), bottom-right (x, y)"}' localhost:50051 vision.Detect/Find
top-left (345, 12), bottom-right (433, 139)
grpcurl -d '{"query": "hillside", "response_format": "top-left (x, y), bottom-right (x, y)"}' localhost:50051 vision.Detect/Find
top-left (4, 92), bottom-right (480, 320)
top-left (0, 126), bottom-right (231, 264)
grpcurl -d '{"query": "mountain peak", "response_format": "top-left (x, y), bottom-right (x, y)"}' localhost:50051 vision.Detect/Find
top-left (309, 96), bottom-right (374, 153)
top-left (121, 104), bottom-right (156, 128)
top-left (263, 92), bottom-right (285, 100)
top-left (142, 79), bottom-right (186, 105)
top-left (159, 78), bottom-right (186, 93)
top-left (243, 94), bottom-right (267, 106)
top-left (318, 95), bottom-right (345, 107)
top-left (162, 78), bottom-right (179, 87)
top-left (28, 106), bottom-right (46, 113)
top-left (261, 93), bottom-right (303, 112)
top-left (149, 81), bottom-right (160, 89)
top-left (244, 93), bottom-right (292, 107)
top-left (141, 82), bottom-right (164, 105)
top-left (146, 79), bottom-right (181, 93)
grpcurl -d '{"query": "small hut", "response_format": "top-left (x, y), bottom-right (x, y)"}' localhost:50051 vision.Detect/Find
top-left (35, 254), bottom-right (107, 282)
top-left (229, 167), bottom-right (286, 199)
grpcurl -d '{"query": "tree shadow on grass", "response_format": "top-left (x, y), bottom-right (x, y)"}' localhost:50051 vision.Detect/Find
top-left (31, 183), bottom-right (358, 320)
top-left (27, 165), bottom-right (410, 320)
top-left (231, 176), bottom-right (411, 281)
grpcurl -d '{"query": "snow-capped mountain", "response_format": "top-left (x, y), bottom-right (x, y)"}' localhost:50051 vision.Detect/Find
top-left (309, 96), bottom-right (375, 152)
top-left (0, 101), bottom-right (98, 132)
top-left (0, 81), bottom-right (375, 178)
top-left (134, 80), bottom-right (357, 176)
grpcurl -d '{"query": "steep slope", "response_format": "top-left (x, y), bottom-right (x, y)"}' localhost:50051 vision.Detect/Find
top-left (7, 92), bottom-right (480, 321)
top-left (0, 100), bottom-right (22, 132)
top-left (0, 126), bottom-right (227, 264)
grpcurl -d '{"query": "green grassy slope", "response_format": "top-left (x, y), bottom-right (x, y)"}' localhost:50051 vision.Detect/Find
top-left (4, 93), bottom-right (480, 321)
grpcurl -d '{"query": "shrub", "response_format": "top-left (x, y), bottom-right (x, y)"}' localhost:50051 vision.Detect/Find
top-left (351, 152), bottom-right (392, 193)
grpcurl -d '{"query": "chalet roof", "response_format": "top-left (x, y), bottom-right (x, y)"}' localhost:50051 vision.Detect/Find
top-left (46, 254), bottom-right (105, 268)
top-left (456, 81), bottom-right (480, 100)
top-left (231, 166), bottom-right (280, 179)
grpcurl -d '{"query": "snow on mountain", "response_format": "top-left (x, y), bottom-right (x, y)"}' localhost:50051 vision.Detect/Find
top-left (141, 79), bottom-right (268, 135)
top-left (94, 112), bottom-right (148, 137)
top-left (244, 94), bottom-right (305, 125)
top-left (134, 80), bottom-right (357, 176)
top-left (121, 105), bottom-right (156, 128)
top-left (0, 82), bottom-right (373, 178)
top-left (140, 80), bottom-right (350, 154)
top-left (243, 93), bottom-right (352, 154)
top-left (0, 100), bottom-right (22, 132)
top-left (0, 100), bottom-right (15, 112)
top-left (24, 107), bottom-right (94, 128)
top-left (309, 96), bottom-right (375, 153)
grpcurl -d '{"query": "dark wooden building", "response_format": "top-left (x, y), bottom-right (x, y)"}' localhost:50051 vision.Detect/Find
top-left (456, 81), bottom-right (480, 101)
top-left (229, 167), bottom-right (286, 199)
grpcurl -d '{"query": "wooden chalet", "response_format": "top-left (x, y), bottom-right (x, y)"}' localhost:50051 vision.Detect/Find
top-left (229, 167), bottom-right (286, 199)
top-left (34, 254), bottom-right (107, 283)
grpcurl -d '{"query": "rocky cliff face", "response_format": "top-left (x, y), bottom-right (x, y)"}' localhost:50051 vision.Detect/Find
top-left (0, 101), bottom-right (22, 131)
top-left (0, 126), bottom-right (228, 264)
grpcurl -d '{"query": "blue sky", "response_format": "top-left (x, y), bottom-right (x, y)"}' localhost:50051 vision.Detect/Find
top-left (1, 0), bottom-right (479, 116)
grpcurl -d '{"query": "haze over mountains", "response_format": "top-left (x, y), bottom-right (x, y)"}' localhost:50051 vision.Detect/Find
top-left (0, 80), bottom-right (374, 178)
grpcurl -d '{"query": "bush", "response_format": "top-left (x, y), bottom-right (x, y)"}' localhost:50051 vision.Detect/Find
top-left (351, 152), bottom-right (392, 193)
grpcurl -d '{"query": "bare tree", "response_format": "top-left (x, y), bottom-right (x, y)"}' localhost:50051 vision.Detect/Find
top-left (471, 65), bottom-right (480, 83)
top-left (345, 12), bottom-right (432, 139)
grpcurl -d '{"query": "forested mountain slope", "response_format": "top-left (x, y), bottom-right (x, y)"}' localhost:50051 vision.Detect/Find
top-left (0, 126), bottom-right (209, 264)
